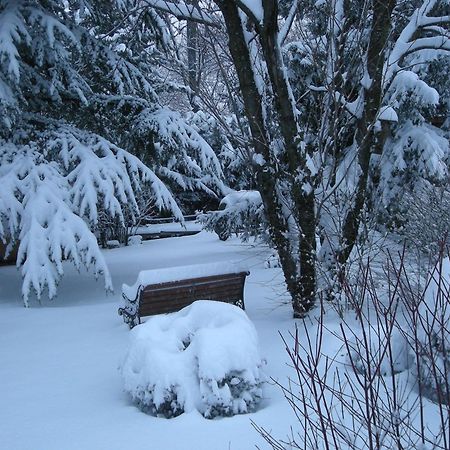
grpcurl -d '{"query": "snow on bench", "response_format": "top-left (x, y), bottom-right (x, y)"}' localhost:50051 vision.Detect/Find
top-left (119, 262), bottom-right (250, 328)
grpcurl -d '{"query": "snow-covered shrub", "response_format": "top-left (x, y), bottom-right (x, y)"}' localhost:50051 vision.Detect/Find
top-left (414, 255), bottom-right (450, 405)
top-left (262, 251), bottom-right (450, 450)
top-left (120, 301), bottom-right (264, 418)
top-left (396, 182), bottom-right (450, 255)
top-left (347, 326), bottom-right (411, 377)
top-left (127, 235), bottom-right (142, 246)
top-left (106, 240), bottom-right (121, 249)
top-left (199, 190), bottom-right (267, 242)
top-left (264, 252), bottom-right (281, 269)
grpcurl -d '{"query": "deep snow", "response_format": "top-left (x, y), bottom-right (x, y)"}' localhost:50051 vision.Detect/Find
top-left (0, 228), bottom-right (299, 450)
top-left (2, 226), bottom-right (445, 450)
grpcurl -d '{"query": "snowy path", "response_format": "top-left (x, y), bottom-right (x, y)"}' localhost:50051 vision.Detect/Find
top-left (0, 231), bottom-right (299, 450)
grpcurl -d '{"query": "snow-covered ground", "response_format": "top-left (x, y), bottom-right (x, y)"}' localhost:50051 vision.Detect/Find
top-left (2, 227), bottom-right (446, 450)
top-left (0, 228), bottom-right (301, 450)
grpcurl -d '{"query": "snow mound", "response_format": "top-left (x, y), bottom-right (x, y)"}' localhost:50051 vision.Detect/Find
top-left (120, 300), bottom-right (264, 418)
top-left (219, 190), bottom-right (262, 210)
top-left (348, 327), bottom-right (410, 376)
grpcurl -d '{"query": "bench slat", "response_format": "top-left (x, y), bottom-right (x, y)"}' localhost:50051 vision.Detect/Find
top-left (141, 282), bottom-right (244, 298)
top-left (139, 285), bottom-right (244, 307)
top-left (139, 290), bottom-right (243, 313)
top-left (140, 291), bottom-right (243, 307)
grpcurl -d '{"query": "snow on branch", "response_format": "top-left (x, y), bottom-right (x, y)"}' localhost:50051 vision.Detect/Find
top-left (51, 125), bottom-right (183, 224)
top-left (386, 0), bottom-right (450, 84)
top-left (133, 107), bottom-right (225, 194)
top-left (18, 164), bottom-right (112, 304)
top-left (28, 6), bottom-right (78, 50)
top-left (234, 0), bottom-right (263, 25)
top-left (0, 121), bottom-right (183, 304)
top-left (0, 146), bottom-right (111, 304)
top-left (278, 0), bottom-right (298, 45)
top-left (0, 143), bottom-right (25, 242)
top-left (386, 70), bottom-right (439, 107)
top-left (379, 122), bottom-right (449, 206)
top-left (142, 0), bottom-right (221, 28)
top-left (0, 1), bottom-right (30, 81)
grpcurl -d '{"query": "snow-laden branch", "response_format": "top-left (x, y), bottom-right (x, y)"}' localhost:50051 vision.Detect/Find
top-left (232, 0), bottom-right (263, 27)
top-left (278, 0), bottom-right (298, 46)
top-left (0, 123), bottom-right (185, 304)
top-left (334, 91), bottom-right (364, 119)
top-left (17, 164), bottom-right (112, 304)
top-left (142, 0), bottom-right (221, 28)
top-left (0, 1), bottom-right (30, 81)
top-left (133, 107), bottom-right (225, 194)
top-left (386, 0), bottom-right (450, 84)
top-left (0, 149), bottom-right (112, 304)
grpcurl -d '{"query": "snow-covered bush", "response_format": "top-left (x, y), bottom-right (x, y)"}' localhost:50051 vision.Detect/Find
top-left (414, 255), bottom-right (450, 405)
top-left (264, 252), bottom-right (281, 269)
top-left (127, 235), bottom-right (142, 246)
top-left (347, 326), bottom-right (410, 377)
top-left (120, 300), bottom-right (264, 418)
top-left (199, 190), bottom-right (267, 241)
top-left (259, 252), bottom-right (450, 450)
top-left (395, 182), bottom-right (450, 255)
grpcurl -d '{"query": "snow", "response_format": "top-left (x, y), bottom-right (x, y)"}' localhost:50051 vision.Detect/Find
top-left (348, 326), bottom-right (411, 376)
top-left (0, 228), bottom-right (447, 449)
top-left (0, 125), bottom-right (186, 303)
top-left (127, 235), bottom-right (142, 246)
top-left (0, 229), bottom-right (296, 450)
top-left (220, 190), bottom-right (262, 210)
top-left (377, 105), bottom-right (398, 122)
top-left (122, 261), bottom-right (249, 300)
top-left (240, 0), bottom-right (263, 23)
top-left (252, 153), bottom-right (266, 166)
top-left (120, 300), bottom-right (264, 418)
top-left (0, 3), bottom-right (29, 81)
top-left (421, 256), bottom-right (450, 340)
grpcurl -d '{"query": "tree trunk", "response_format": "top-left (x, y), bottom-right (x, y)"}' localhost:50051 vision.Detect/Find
top-left (337, 0), bottom-right (396, 266)
top-left (217, 0), bottom-right (317, 316)
top-left (259, 0), bottom-right (317, 316)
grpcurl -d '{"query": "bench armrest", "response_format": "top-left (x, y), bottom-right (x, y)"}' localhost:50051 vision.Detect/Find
top-left (118, 285), bottom-right (143, 329)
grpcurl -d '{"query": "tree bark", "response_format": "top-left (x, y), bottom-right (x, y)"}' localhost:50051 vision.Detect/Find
top-left (187, 0), bottom-right (201, 112)
top-left (259, 0), bottom-right (316, 315)
top-left (337, 0), bottom-right (396, 266)
top-left (217, 0), bottom-right (317, 316)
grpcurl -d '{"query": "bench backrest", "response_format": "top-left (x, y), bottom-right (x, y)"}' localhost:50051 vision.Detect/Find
top-left (139, 272), bottom-right (248, 317)
top-left (119, 270), bottom-right (249, 328)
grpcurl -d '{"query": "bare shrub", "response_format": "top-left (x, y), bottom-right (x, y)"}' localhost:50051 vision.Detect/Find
top-left (255, 246), bottom-right (450, 450)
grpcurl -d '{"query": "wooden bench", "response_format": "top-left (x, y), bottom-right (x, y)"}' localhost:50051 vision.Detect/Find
top-left (118, 267), bottom-right (249, 329)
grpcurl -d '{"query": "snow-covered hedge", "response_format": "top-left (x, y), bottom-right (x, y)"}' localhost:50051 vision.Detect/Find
top-left (120, 301), bottom-right (264, 418)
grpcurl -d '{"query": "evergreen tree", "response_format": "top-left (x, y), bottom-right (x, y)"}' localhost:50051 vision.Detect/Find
top-left (0, 0), bottom-right (223, 303)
